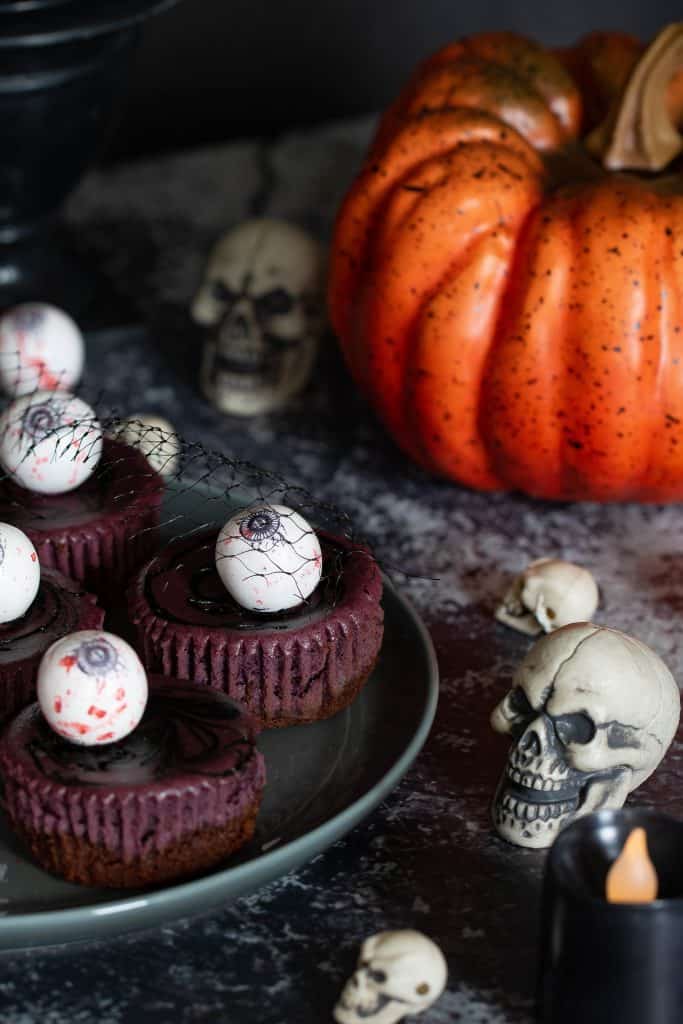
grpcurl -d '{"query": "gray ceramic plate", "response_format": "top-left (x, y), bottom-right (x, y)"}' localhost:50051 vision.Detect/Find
top-left (0, 491), bottom-right (438, 950)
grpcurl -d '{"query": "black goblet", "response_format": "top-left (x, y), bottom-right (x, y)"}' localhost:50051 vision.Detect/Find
top-left (0, 0), bottom-right (180, 320)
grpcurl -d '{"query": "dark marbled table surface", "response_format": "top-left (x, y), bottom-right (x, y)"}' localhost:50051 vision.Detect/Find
top-left (1, 117), bottom-right (683, 1024)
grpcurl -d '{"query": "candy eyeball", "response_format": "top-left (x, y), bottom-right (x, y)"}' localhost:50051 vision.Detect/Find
top-left (0, 390), bottom-right (102, 494)
top-left (37, 630), bottom-right (148, 745)
top-left (0, 523), bottom-right (40, 624)
top-left (117, 413), bottom-right (180, 479)
top-left (215, 503), bottom-right (323, 613)
top-left (0, 303), bottom-right (84, 396)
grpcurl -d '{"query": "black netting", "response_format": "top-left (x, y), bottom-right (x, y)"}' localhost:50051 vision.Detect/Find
top-left (0, 377), bottom-right (367, 617)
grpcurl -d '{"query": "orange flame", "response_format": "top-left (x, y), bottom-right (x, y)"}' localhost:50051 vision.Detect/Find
top-left (605, 827), bottom-right (658, 903)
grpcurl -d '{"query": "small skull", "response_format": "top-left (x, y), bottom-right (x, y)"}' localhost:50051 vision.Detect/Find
top-left (192, 218), bottom-right (325, 416)
top-left (334, 930), bottom-right (447, 1024)
top-left (491, 623), bottom-right (680, 849)
top-left (495, 558), bottom-right (599, 636)
top-left (115, 413), bottom-right (180, 479)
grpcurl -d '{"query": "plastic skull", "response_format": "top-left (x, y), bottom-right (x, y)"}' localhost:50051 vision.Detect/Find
top-left (495, 558), bottom-right (599, 636)
top-left (334, 930), bottom-right (447, 1024)
top-left (115, 413), bottom-right (180, 479)
top-left (192, 218), bottom-right (325, 415)
top-left (491, 623), bottom-right (680, 849)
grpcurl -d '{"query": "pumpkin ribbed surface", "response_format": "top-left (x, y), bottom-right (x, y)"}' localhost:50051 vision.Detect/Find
top-left (329, 28), bottom-right (683, 500)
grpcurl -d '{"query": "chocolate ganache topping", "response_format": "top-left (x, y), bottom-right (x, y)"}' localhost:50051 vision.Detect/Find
top-left (0, 570), bottom-right (94, 664)
top-left (0, 438), bottom-right (161, 530)
top-left (7, 681), bottom-right (259, 788)
top-left (145, 528), bottom-right (347, 631)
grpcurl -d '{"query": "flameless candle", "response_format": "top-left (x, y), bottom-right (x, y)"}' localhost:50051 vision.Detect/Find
top-left (606, 828), bottom-right (658, 904)
top-left (539, 809), bottom-right (683, 1024)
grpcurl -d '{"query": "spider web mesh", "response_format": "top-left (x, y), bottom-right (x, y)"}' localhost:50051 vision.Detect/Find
top-left (0, 371), bottom-right (368, 617)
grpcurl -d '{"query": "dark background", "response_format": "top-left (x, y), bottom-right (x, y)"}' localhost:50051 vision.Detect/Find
top-left (111, 0), bottom-right (683, 160)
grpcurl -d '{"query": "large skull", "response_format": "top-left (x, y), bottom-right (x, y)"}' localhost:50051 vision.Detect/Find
top-left (491, 623), bottom-right (680, 849)
top-left (334, 930), bottom-right (447, 1024)
top-left (192, 218), bottom-right (325, 415)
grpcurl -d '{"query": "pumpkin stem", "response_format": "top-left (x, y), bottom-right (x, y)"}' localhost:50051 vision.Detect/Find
top-left (586, 22), bottom-right (683, 171)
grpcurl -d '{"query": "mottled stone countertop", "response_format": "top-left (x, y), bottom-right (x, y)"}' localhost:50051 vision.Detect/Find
top-left (1, 116), bottom-right (683, 1024)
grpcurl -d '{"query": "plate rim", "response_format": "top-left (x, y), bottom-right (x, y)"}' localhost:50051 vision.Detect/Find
top-left (0, 578), bottom-right (438, 948)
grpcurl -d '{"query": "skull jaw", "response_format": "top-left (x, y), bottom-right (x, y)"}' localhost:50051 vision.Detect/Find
top-left (492, 777), bottom-right (578, 849)
top-left (201, 364), bottom-right (292, 416)
top-left (492, 767), bottom-right (633, 850)
top-left (495, 578), bottom-right (545, 636)
top-left (494, 601), bottom-right (543, 637)
top-left (334, 992), bottom-right (412, 1024)
top-left (200, 335), bottom-right (317, 416)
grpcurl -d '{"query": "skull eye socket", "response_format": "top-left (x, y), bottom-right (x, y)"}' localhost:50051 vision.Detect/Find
top-left (505, 687), bottom-right (535, 737)
top-left (553, 712), bottom-right (595, 746)
top-left (256, 288), bottom-right (294, 317)
top-left (367, 969), bottom-right (387, 984)
top-left (509, 687), bottom-right (533, 715)
top-left (211, 280), bottom-right (238, 305)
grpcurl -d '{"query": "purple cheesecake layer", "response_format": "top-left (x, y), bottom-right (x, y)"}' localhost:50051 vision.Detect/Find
top-left (127, 529), bottom-right (384, 726)
top-left (0, 569), bottom-right (104, 723)
top-left (0, 439), bottom-right (164, 600)
top-left (0, 680), bottom-right (265, 864)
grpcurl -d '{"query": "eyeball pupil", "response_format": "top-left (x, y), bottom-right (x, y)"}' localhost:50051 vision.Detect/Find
top-left (78, 639), bottom-right (116, 675)
top-left (239, 508), bottom-right (281, 542)
top-left (23, 405), bottom-right (58, 440)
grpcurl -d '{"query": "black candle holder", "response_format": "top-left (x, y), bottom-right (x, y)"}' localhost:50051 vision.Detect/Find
top-left (539, 808), bottom-right (683, 1024)
top-left (0, 0), bottom-right (179, 320)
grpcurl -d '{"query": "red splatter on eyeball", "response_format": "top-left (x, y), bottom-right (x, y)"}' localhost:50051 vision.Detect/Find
top-left (0, 390), bottom-right (102, 494)
top-left (0, 523), bottom-right (40, 623)
top-left (37, 630), bottom-right (148, 746)
top-left (0, 303), bottom-right (84, 396)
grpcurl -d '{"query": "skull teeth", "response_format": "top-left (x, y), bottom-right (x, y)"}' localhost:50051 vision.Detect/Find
top-left (506, 767), bottom-right (574, 792)
top-left (499, 794), bottom-right (575, 815)
top-left (512, 759), bottom-right (569, 778)
top-left (494, 791), bottom-right (578, 827)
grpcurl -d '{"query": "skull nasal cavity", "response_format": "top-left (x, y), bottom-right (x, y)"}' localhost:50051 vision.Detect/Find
top-left (520, 730), bottom-right (542, 757)
top-left (228, 312), bottom-right (249, 334)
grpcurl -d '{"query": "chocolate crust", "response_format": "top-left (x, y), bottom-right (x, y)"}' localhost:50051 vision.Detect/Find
top-left (10, 800), bottom-right (261, 888)
top-left (0, 439), bottom-right (164, 601)
top-left (263, 658), bottom-right (378, 728)
top-left (127, 529), bottom-right (384, 727)
top-left (0, 569), bottom-right (104, 724)
top-left (0, 680), bottom-right (267, 888)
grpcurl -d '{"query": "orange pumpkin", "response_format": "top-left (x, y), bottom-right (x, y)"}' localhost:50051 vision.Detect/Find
top-left (329, 25), bottom-right (683, 501)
